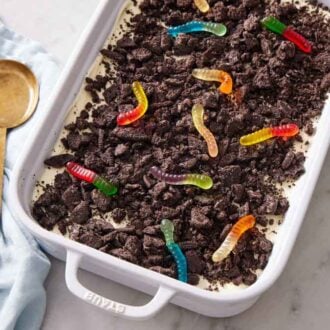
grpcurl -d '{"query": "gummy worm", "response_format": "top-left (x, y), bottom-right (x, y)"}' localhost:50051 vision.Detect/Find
top-left (192, 104), bottom-right (218, 158)
top-left (66, 161), bottom-right (118, 196)
top-left (117, 81), bottom-right (148, 126)
top-left (150, 166), bottom-right (213, 190)
top-left (192, 69), bottom-right (233, 94)
top-left (240, 124), bottom-right (299, 146)
top-left (194, 0), bottom-right (210, 13)
top-left (168, 21), bottom-right (227, 38)
top-left (261, 16), bottom-right (312, 53)
top-left (212, 215), bottom-right (256, 263)
top-left (160, 219), bottom-right (188, 283)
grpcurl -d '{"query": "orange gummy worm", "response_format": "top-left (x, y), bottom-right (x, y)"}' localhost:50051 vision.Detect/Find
top-left (212, 215), bottom-right (256, 263)
top-left (192, 69), bottom-right (233, 94)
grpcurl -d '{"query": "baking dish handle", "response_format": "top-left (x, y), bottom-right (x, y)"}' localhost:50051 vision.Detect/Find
top-left (65, 250), bottom-right (176, 320)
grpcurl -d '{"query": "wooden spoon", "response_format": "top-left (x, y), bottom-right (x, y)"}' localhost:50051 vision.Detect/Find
top-left (0, 59), bottom-right (39, 211)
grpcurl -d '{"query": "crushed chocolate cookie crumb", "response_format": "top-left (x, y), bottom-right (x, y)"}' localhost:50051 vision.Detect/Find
top-left (44, 154), bottom-right (74, 168)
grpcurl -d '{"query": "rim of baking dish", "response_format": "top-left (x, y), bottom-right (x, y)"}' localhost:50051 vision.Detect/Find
top-left (9, 0), bottom-right (330, 304)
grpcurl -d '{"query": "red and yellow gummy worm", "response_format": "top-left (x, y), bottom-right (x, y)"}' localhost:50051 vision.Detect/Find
top-left (117, 81), bottom-right (148, 126)
top-left (240, 124), bottom-right (299, 146)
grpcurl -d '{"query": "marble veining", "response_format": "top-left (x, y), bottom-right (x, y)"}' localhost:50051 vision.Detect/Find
top-left (2, 0), bottom-right (330, 329)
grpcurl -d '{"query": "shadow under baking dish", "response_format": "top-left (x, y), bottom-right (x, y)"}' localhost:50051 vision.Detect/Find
top-left (9, 0), bottom-right (330, 319)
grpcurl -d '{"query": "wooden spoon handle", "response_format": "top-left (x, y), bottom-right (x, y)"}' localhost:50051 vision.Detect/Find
top-left (0, 127), bottom-right (7, 212)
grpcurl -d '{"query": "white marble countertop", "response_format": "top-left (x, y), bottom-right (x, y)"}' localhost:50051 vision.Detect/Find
top-left (2, 1), bottom-right (330, 329)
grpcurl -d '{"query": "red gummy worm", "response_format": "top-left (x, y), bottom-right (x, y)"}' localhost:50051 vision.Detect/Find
top-left (283, 28), bottom-right (312, 54)
top-left (66, 162), bottom-right (96, 183)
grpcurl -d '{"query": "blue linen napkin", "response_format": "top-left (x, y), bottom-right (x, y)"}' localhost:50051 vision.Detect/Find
top-left (0, 21), bottom-right (59, 330)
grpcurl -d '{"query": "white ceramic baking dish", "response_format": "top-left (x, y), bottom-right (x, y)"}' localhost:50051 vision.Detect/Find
top-left (9, 0), bottom-right (330, 320)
